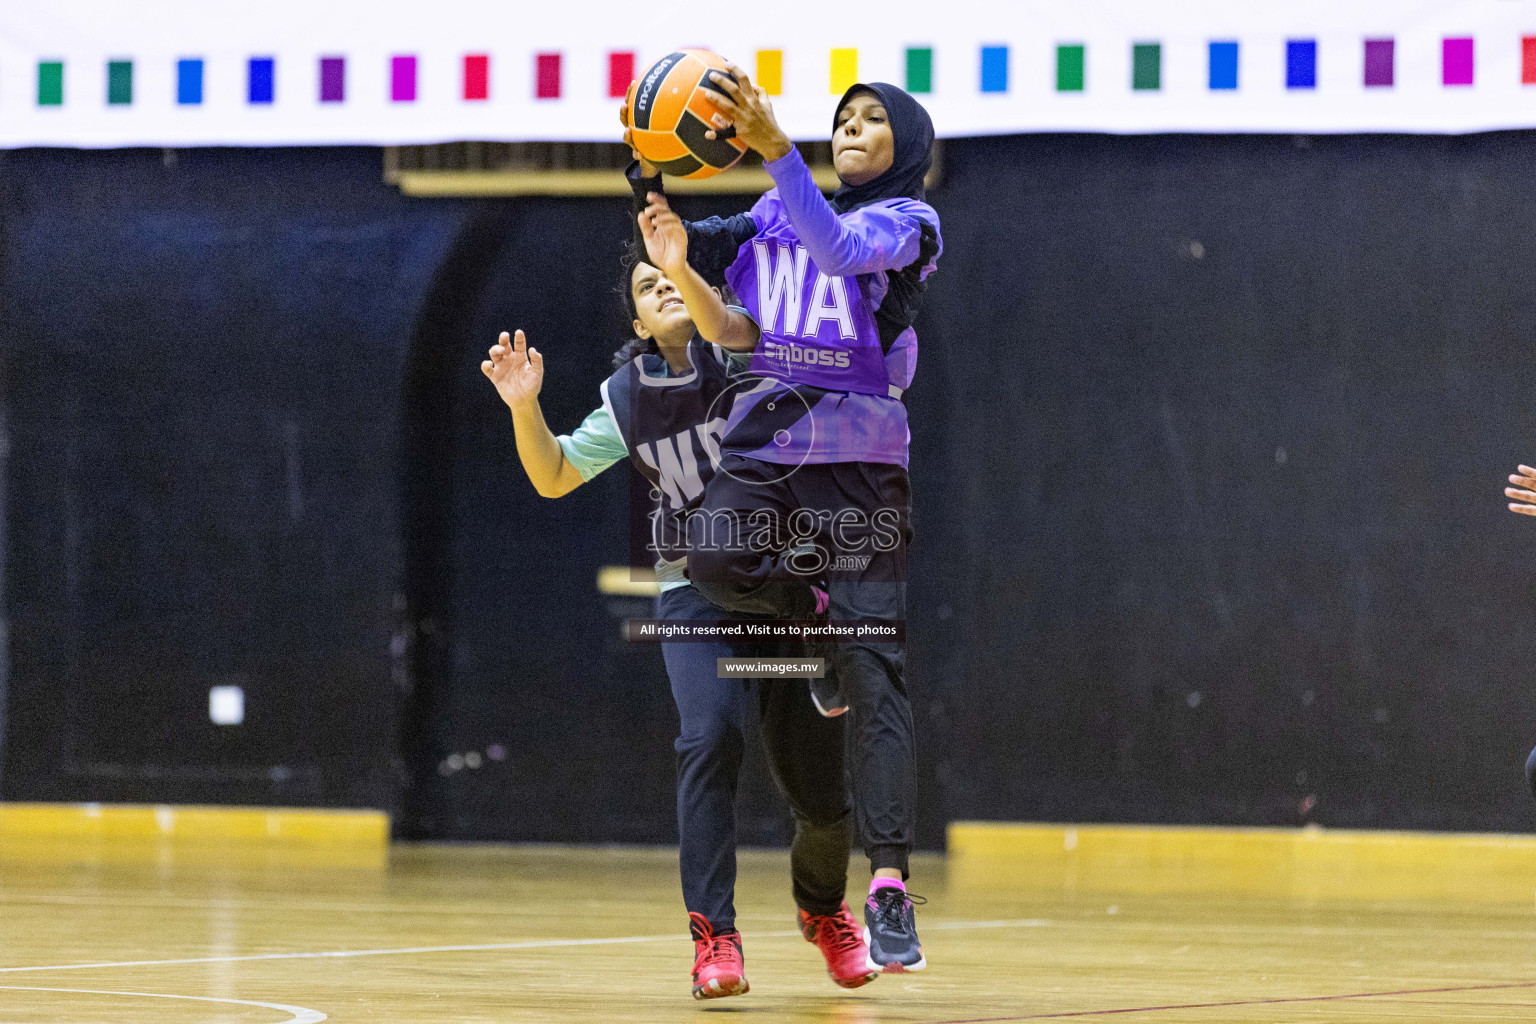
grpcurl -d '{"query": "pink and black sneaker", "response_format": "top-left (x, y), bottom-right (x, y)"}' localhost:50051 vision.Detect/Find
top-left (864, 882), bottom-right (927, 973)
top-left (798, 901), bottom-right (878, 989)
top-left (688, 912), bottom-right (749, 1000)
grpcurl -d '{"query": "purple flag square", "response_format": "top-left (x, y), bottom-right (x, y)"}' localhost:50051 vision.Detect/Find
top-left (1443, 37), bottom-right (1473, 86)
top-left (1363, 39), bottom-right (1394, 87)
top-left (320, 56), bottom-right (345, 102)
top-left (391, 55), bottom-right (416, 102)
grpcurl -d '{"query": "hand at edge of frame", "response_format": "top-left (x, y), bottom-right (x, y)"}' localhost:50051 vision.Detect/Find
top-left (1506, 464), bottom-right (1536, 516)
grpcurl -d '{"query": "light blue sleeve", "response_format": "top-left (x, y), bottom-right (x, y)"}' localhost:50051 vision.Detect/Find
top-left (556, 405), bottom-right (628, 481)
top-left (722, 304), bottom-right (758, 372)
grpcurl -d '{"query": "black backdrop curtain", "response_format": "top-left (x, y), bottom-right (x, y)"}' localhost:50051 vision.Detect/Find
top-left (3, 135), bottom-right (1536, 838)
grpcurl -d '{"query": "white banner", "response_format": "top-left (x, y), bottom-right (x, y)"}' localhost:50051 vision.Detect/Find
top-left (4, 0), bottom-right (1536, 147)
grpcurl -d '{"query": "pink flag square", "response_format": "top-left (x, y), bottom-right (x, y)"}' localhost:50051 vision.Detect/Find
top-left (391, 55), bottom-right (417, 102)
top-left (1442, 37), bottom-right (1474, 86)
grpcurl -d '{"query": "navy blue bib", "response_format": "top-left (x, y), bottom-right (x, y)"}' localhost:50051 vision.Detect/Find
top-left (601, 336), bottom-right (741, 566)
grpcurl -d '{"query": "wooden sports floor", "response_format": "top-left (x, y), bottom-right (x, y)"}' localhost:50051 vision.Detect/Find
top-left (3, 818), bottom-right (1536, 1023)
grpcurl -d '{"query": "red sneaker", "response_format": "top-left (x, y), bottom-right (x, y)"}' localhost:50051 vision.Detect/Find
top-left (798, 901), bottom-right (878, 989)
top-left (689, 912), bottom-right (749, 1000)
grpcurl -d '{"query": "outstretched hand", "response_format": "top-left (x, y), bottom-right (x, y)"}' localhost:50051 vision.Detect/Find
top-left (638, 192), bottom-right (688, 274)
top-left (482, 330), bottom-right (544, 412)
top-left (1507, 465), bottom-right (1536, 516)
top-left (703, 63), bottom-right (794, 162)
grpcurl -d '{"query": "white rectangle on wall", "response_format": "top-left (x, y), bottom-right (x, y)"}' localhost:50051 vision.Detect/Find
top-left (4, 0), bottom-right (1536, 147)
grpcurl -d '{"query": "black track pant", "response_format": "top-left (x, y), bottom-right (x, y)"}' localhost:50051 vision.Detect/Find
top-left (686, 455), bottom-right (916, 878)
top-left (659, 583), bottom-right (852, 932)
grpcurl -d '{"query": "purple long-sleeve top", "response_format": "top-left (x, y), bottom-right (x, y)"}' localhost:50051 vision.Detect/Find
top-left (628, 150), bottom-right (941, 467)
top-left (715, 147), bottom-right (942, 468)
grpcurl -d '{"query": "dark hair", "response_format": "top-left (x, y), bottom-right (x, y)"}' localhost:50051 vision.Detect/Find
top-left (612, 241), bottom-right (661, 371)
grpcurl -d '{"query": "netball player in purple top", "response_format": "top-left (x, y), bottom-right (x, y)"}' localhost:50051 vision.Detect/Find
top-left (626, 69), bottom-right (941, 972)
top-left (483, 201), bottom-right (879, 999)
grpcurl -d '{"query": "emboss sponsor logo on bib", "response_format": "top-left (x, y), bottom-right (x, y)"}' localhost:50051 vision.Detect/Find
top-left (763, 340), bottom-right (852, 368)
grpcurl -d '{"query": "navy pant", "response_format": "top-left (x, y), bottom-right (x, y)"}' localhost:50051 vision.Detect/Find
top-left (686, 455), bottom-right (916, 878)
top-left (659, 583), bottom-right (852, 933)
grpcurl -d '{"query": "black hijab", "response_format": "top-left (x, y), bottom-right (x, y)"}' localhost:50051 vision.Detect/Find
top-left (829, 82), bottom-right (935, 213)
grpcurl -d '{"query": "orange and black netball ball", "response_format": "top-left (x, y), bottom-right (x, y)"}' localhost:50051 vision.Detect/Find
top-left (625, 49), bottom-right (748, 179)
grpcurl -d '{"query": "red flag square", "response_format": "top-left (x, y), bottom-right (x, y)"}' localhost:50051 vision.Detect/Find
top-left (609, 51), bottom-right (636, 98)
top-left (537, 52), bottom-right (561, 99)
top-left (464, 54), bottom-right (489, 100)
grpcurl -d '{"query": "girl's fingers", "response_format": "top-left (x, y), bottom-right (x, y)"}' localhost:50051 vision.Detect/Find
top-left (1520, 465), bottom-right (1536, 477)
top-left (1506, 488), bottom-right (1536, 502)
top-left (529, 347), bottom-right (543, 372)
top-left (709, 71), bottom-right (744, 102)
top-left (711, 88), bottom-right (742, 114)
top-left (481, 360), bottom-right (494, 376)
top-left (723, 62), bottom-right (753, 92)
top-left (1511, 503), bottom-right (1536, 516)
top-left (1510, 474), bottom-right (1536, 488)
top-left (708, 94), bottom-right (742, 124)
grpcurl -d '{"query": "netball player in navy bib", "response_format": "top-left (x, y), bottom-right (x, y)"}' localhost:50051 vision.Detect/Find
top-left (482, 207), bottom-right (877, 999)
top-left (625, 73), bottom-right (940, 972)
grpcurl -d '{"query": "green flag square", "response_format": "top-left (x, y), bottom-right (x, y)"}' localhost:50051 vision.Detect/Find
top-left (906, 48), bottom-right (933, 94)
top-left (1057, 44), bottom-right (1085, 91)
top-left (38, 61), bottom-right (63, 106)
top-left (107, 60), bottom-right (133, 105)
top-left (1132, 43), bottom-right (1161, 91)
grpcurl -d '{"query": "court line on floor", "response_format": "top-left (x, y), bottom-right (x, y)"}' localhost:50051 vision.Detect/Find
top-left (0, 985), bottom-right (326, 1022)
top-left (1389, 1000), bottom-right (1536, 1007)
top-left (0, 917), bottom-right (1050, 974)
top-left (925, 979), bottom-right (1536, 1022)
